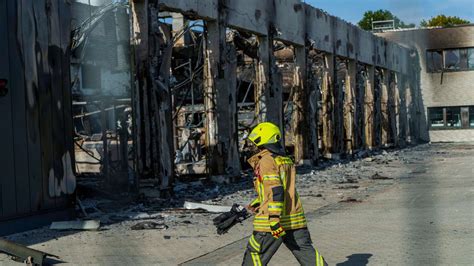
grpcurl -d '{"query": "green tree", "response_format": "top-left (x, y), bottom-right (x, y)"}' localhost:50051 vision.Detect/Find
top-left (420, 15), bottom-right (470, 27)
top-left (358, 9), bottom-right (415, 31)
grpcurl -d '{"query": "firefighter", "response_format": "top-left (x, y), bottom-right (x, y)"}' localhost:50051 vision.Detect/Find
top-left (242, 122), bottom-right (327, 266)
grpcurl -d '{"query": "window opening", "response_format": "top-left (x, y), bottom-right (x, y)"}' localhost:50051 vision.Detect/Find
top-left (446, 107), bottom-right (461, 128)
top-left (467, 48), bottom-right (474, 70)
top-left (444, 49), bottom-right (460, 70)
top-left (428, 107), bottom-right (444, 128)
top-left (426, 50), bottom-right (443, 72)
top-left (470, 107), bottom-right (474, 128)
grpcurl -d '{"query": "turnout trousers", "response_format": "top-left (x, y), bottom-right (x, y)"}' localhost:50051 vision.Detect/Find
top-left (242, 228), bottom-right (327, 266)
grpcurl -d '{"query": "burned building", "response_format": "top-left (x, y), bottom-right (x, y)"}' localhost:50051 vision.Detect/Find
top-left (0, 0), bottom-right (75, 235)
top-left (378, 25), bottom-right (474, 142)
top-left (1, 0), bottom-right (424, 233)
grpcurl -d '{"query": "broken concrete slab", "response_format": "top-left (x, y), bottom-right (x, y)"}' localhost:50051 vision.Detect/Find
top-left (183, 201), bottom-right (232, 213)
top-left (112, 212), bottom-right (164, 221)
top-left (131, 221), bottom-right (168, 230)
top-left (50, 220), bottom-right (100, 231)
top-left (0, 238), bottom-right (59, 265)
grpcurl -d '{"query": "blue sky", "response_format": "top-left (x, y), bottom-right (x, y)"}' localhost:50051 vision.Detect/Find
top-left (304, 0), bottom-right (474, 26)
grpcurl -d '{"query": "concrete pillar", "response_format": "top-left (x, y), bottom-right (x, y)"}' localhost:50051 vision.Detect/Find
top-left (131, 0), bottom-right (148, 178)
top-left (293, 46), bottom-right (318, 165)
top-left (322, 54), bottom-right (335, 157)
top-left (381, 69), bottom-right (389, 146)
top-left (307, 50), bottom-right (320, 165)
top-left (334, 60), bottom-right (344, 156)
top-left (390, 72), bottom-right (400, 146)
top-left (131, 0), bottom-right (175, 193)
top-left (398, 74), bottom-right (408, 146)
top-left (344, 60), bottom-right (356, 154)
top-left (354, 65), bottom-right (365, 150)
top-left (150, 7), bottom-right (174, 191)
top-left (364, 65), bottom-right (375, 149)
top-left (255, 36), bottom-right (283, 132)
top-left (405, 79), bottom-right (413, 144)
top-left (204, 13), bottom-right (240, 177)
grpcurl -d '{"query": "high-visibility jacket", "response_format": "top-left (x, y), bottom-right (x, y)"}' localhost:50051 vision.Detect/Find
top-left (247, 149), bottom-right (307, 232)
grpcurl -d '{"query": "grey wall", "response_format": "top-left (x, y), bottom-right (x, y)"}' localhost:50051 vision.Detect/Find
top-left (0, 0), bottom-right (75, 222)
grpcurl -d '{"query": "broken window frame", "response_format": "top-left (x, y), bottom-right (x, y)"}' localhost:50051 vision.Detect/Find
top-left (428, 106), bottom-right (474, 130)
top-left (428, 107), bottom-right (444, 128)
top-left (468, 48), bottom-right (474, 71)
top-left (444, 49), bottom-right (461, 71)
top-left (426, 47), bottom-right (474, 73)
top-left (470, 107), bottom-right (474, 128)
top-left (426, 50), bottom-right (443, 73)
top-left (446, 107), bottom-right (462, 128)
top-left (459, 49), bottom-right (469, 70)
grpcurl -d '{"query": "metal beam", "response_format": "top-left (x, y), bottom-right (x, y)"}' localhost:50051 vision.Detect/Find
top-left (0, 238), bottom-right (59, 265)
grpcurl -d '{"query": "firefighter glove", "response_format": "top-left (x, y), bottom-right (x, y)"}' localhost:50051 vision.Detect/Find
top-left (270, 222), bottom-right (286, 239)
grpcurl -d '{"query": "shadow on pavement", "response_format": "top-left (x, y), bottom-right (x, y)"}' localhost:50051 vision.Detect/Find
top-left (44, 257), bottom-right (67, 265)
top-left (336, 253), bottom-right (373, 266)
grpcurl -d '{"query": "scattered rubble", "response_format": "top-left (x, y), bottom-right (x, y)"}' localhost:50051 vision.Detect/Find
top-left (131, 222), bottom-right (168, 231)
top-left (109, 213), bottom-right (164, 221)
top-left (113, 147), bottom-right (432, 224)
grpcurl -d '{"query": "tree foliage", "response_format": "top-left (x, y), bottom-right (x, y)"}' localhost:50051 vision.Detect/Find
top-left (420, 15), bottom-right (470, 28)
top-left (358, 9), bottom-right (415, 31)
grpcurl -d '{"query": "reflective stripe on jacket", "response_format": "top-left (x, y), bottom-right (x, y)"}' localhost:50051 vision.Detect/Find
top-left (248, 149), bottom-right (306, 232)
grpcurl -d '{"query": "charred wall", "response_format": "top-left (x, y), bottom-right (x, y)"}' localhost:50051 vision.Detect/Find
top-left (158, 0), bottom-right (421, 171)
top-left (0, 0), bottom-right (75, 223)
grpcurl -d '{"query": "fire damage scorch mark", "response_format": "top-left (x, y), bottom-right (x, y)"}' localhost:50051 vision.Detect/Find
top-left (48, 151), bottom-right (76, 197)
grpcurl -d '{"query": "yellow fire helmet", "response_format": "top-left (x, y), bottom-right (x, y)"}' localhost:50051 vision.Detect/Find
top-left (248, 122), bottom-right (281, 147)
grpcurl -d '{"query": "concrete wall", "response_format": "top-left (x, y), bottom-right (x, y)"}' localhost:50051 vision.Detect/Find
top-left (379, 25), bottom-right (474, 142)
top-left (430, 129), bottom-right (474, 143)
top-left (0, 0), bottom-right (75, 222)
